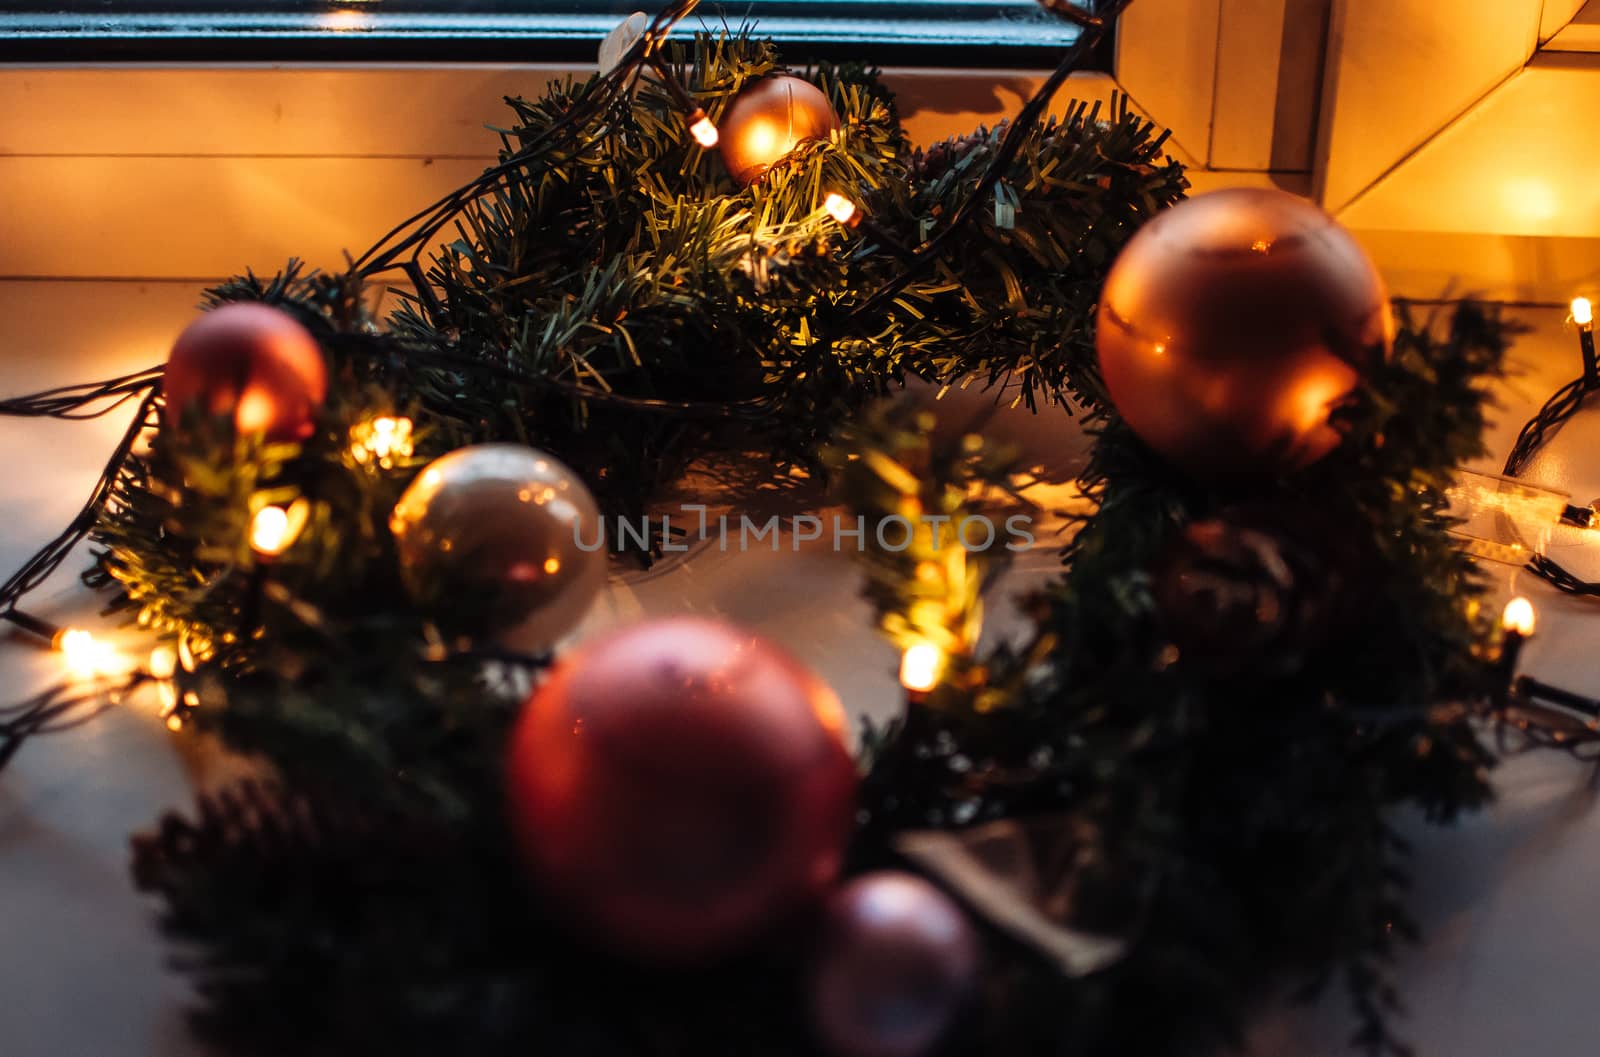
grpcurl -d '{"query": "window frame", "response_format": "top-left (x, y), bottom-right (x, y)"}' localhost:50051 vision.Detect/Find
top-left (0, 1), bottom-right (1110, 68)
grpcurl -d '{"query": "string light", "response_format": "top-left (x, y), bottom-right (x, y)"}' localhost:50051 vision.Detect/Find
top-left (822, 191), bottom-right (918, 262)
top-left (647, 60), bottom-right (719, 149)
top-left (687, 109), bottom-right (720, 149)
top-left (899, 641), bottom-right (946, 694)
top-left (1574, 297), bottom-right (1597, 387)
top-left (250, 499), bottom-right (310, 559)
top-left (1502, 597), bottom-right (1536, 636)
top-left (349, 414), bottom-right (415, 469)
top-left (1497, 597), bottom-right (1536, 707)
top-left (824, 192), bottom-right (860, 228)
top-left (54, 628), bottom-right (125, 681)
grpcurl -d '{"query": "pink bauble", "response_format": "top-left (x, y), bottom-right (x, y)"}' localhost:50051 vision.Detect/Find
top-left (809, 872), bottom-right (981, 1057)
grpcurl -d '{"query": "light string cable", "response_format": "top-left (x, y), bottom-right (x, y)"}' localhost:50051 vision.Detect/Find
top-left (842, 0), bottom-right (1135, 326)
top-left (344, 0), bottom-right (773, 419)
top-left (1501, 368), bottom-right (1600, 596)
top-left (0, 392), bottom-right (161, 772)
top-left (0, 390), bottom-right (159, 620)
top-left (1484, 299), bottom-right (1600, 753)
top-left (0, 0), bottom-right (1121, 763)
top-left (348, 0), bottom-right (701, 286)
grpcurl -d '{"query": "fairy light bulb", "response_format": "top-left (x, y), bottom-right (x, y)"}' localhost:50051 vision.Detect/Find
top-left (899, 641), bottom-right (945, 693)
top-left (55, 628), bottom-right (122, 681)
top-left (349, 414), bottom-right (415, 469)
top-left (251, 506), bottom-right (291, 554)
top-left (824, 192), bottom-right (860, 227)
top-left (250, 499), bottom-right (310, 558)
top-left (688, 109), bottom-right (720, 148)
top-left (1573, 297), bottom-right (1593, 328)
top-left (1502, 597), bottom-right (1536, 636)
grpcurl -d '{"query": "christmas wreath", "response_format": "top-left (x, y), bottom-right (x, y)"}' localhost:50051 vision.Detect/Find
top-left (0, 3), bottom-right (1564, 1056)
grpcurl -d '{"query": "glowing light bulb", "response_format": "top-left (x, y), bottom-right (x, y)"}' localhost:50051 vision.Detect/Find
top-left (55, 628), bottom-right (122, 681)
top-left (349, 414), bottom-right (415, 468)
top-left (899, 641), bottom-right (945, 693)
top-left (251, 507), bottom-right (290, 554)
top-left (1573, 297), bottom-right (1593, 328)
top-left (688, 111), bottom-right (720, 148)
top-left (1502, 596), bottom-right (1536, 636)
top-left (250, 499), bottom-right (310, 558)
top-left (824, 192), bottom-right (859, 227)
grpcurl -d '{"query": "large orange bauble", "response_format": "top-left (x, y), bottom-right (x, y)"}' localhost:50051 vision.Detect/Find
top-left (718, 74), bottom-right (840, 186)
top-left (506, 617), bottom-right (859, 963)
top-left (1094, 188), bottom-right (1394, 479)
top-left (163, 302), bottom-right (328, 442)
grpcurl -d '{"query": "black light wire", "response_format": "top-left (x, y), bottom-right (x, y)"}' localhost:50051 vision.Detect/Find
top-left (1486, 309), bottom-right (1600, 744)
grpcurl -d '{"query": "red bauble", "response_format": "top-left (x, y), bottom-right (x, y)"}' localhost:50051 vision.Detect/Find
top-left (718, 75), bottom-right (841, 186)
top-left (506, 617), bottom-right (859, 963)
top-left (163, 302), bottom-right (328, 442)
top-left (1095, 188), bottom-right (1394, 479)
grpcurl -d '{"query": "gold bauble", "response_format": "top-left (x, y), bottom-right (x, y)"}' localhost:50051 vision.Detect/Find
top-left (1095, 188), bottom-right (1394, 479)
top-left (718, 75), bottom-right (840, 186)
top-left (390, 444), bottom-right (607, 652)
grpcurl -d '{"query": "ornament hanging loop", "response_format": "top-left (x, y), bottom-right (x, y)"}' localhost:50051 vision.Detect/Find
top-left (1036, 0), bottom-right (1106, 29)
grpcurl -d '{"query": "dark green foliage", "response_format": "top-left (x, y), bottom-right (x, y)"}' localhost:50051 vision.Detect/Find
top-left (76, 22), bottom-right (1506, 1057)
top-left (842, 304), bottom-right (1511, 1056)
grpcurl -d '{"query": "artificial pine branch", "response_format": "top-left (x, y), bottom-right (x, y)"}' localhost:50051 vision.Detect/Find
top-left (839, 303), bottom-right (1511, 1055)
top-left (11, 16), bottom-right (1499, 1057)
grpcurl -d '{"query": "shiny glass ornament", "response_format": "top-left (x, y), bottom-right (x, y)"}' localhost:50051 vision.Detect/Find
top-left (163, 302), bottom-right (327, 442)
top-left (809, 872), bottom-right (980, 1057)
top-left (389, 444), bottom-right (606, 652)
top-left (718, 74), bottom-right (840, 185)
top-left (506, 616), bottom-right (859, 963)
top-left (1095, 187), bottom-right (1394, 478)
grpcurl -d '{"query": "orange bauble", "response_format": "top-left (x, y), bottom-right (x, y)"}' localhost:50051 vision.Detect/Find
top-left (506, 617), bottom-right (859, 964)
top-left (1094, 188), bottom-right (1394, 479)
top-left (163, 303), bottom-right (328, 442)
top-left (718, 74), bottom-right (840, 186)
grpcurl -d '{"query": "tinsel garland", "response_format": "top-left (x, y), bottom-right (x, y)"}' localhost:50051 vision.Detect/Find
top-left (0, 6), bottom-right (1548, 1056)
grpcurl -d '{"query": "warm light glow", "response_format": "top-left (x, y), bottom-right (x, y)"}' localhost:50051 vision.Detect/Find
top-left (55, 629), bottom-right (123, 681)
top-left (743, 118), bottom-right (783, 161)
top-left (899, 641), bottom-right (945, 693)
top-left (823, 192), bottom-right (859, 226)
top-left (317, 8), bottom-right (375, 32)
top-left (349, 414), bottom-right (415, 469)
top-left (250, 499), bottom-right (310, 558)
top-left (1573, 297), bottom-right (1593, 328)
top-left (543, 556), bottom-right (562, 575)
top-left (1502, 596), bottom-right (1537, 636)
top-left (1503, 177), bottom-right (1560, 225)
top-left (235, 388), bottom-right (278, 435)
top-left (689, 114), bottom-right (720, 149)
top-left (148, 645), bottom-right (178, 680)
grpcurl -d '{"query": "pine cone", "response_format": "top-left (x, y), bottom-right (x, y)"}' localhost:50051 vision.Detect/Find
top-left (1152, 505), bottom-right (1348, 678)
top-left (131, 778), bottom-right (428, 893)
top-left (910, 123), bottom-right (1004, 184)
